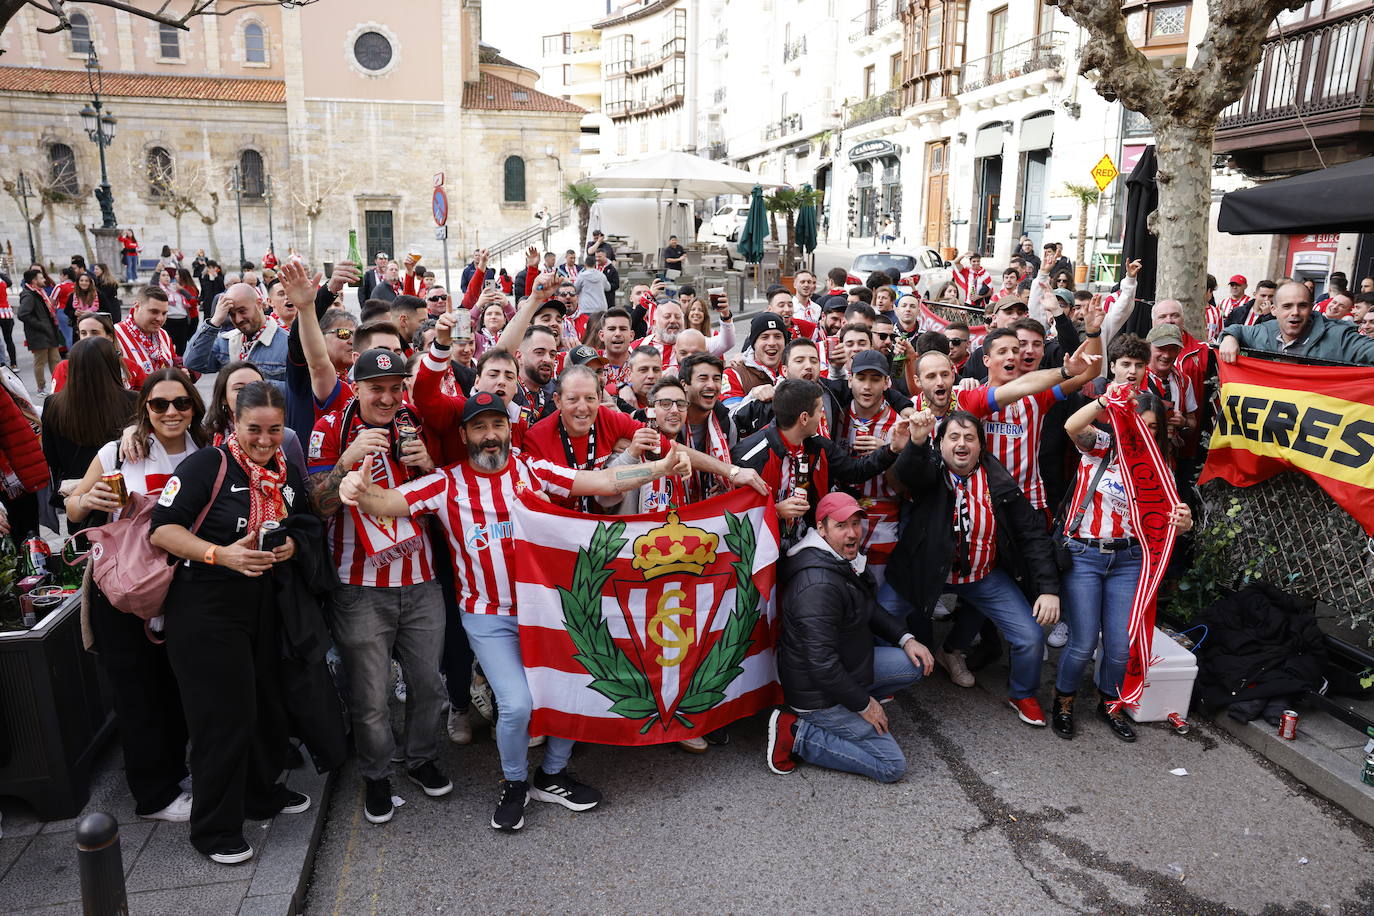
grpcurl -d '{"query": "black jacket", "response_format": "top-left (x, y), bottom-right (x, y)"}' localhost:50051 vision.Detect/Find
top-left (1195, 582), bottom-right (1327, 711)
top-left (17, 287), bottom-right (62, 350)
top-left (733, 378), bottom-right (911, 441)
top-left (887, 443), bottom-right (1058, 616)
top-left (779, 530), bottom-right (908, 712)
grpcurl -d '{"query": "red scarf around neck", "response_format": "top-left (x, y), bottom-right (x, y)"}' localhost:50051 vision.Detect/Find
top-left (226, 433), bottom-right (288, 534)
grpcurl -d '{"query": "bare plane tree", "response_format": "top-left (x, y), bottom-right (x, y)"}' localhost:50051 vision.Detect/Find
top-left (289, 162), bottom-right (352, 265)
top-left (0, 0), bottom-right (320, 42)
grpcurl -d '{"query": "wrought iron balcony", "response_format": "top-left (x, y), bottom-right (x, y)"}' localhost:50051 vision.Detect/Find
top-left (783, 36), bottom-right (807, 62)
top-left (849, 2), bottom-right (899, 42)
top-left (1216, 7), bottom-right (1374, 152)
top-left (959, 31), bottom-right (1066, 94)
top-left (763, 113), bottom-right (804, 141)
top-left (845, 89), bottom-right (899, 128)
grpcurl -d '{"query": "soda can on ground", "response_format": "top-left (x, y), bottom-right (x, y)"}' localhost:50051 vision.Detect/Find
top-left (1278, 710), bottom-right (1299, 740)
top-left (1362, 752), bottom-right (1374, 787)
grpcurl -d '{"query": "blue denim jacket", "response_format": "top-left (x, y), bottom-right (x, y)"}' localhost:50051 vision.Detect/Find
top-left (184, 316), bottom-right (290, 390)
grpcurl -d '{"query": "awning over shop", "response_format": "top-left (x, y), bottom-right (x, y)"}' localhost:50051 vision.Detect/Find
top-left (1018, 112), bottom-right (1054, 151)
top-left (974, 124), bottom-right (1003, 158)
top-left (1218, 157), bottom-right (1374, 235)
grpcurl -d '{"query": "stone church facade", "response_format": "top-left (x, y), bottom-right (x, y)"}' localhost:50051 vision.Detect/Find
top-left (0, 1), bottom-right (583, 272)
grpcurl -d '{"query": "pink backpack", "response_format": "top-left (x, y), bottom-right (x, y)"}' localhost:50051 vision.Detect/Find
top-left (83, 451), bottom-right (226, 620)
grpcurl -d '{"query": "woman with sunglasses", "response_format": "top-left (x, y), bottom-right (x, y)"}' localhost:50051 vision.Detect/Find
top-left (66, 369), bottom-right (208, 826)
top-left (204, 361), bottom-right (308, 479)
top-left (44, 338), bottom-right (138, 531)
top-left (150, 380), bottom-right (315, 865)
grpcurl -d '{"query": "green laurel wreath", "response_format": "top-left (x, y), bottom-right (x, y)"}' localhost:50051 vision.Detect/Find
top-left (557, 512), bottom-right (761, 733)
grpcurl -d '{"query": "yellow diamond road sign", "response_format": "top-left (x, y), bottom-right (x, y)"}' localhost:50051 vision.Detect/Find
top-left (1091, 154), bottom-right (1120, 192)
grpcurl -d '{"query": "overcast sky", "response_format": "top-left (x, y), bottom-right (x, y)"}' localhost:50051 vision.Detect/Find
top-left (483, 0), bottom-right (610, 84)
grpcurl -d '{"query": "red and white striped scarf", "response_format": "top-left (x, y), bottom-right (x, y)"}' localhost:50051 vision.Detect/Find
top-left (115, 320), bottom-right (174, 375)
top-left (1103, 385), bottom-right (1180, 713)
top-left (686, 408), bottom-right (731, 503)
top-left (225, 433), bottom-right (288, 534)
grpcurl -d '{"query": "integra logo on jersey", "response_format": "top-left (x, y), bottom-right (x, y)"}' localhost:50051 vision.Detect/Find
top-left (984, 421), bottom-right (1025, 437)
top-left (465, 521), bottom-right (514, 550)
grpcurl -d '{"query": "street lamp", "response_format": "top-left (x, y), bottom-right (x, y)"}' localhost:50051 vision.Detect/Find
top-left (15, 171), bottom-right (36, 264)
top-left (230, 165), bottom-right (246, 268)
top-left (81, 47), bottom-right (118, 229)
top-left (264, 174), bottom-right (275, 258)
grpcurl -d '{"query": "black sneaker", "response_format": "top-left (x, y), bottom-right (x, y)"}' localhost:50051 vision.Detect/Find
top-left (364, 777), bottom-right (394, 824)
top-left (530, 768), bottom-right (601, 812)
top-left (208, 840), bottom-right (253, 865)
top-left (278, 790), bottom-right (311, 815)
top-left (492, 779), bottom-right (529, 831)
top-left (406, 761), bottom-right (453, 797)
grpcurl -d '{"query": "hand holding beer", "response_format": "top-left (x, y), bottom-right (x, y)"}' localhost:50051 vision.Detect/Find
top-left (82, 479), bottom-right (124, 514)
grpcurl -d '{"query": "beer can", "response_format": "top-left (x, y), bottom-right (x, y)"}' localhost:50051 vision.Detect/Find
top-left (1278, 709), bottom-right (1299, 740)
top-left (396, 424), bottom-right (420, 448)
top-left (1362, 752), bottom-right (1374, 787)
top-left (20, 596), bottom-right (36, 627)
top-left (258, 520), bottom-right (282, 551)
top-left (101, 471), bottom-right (127, 507)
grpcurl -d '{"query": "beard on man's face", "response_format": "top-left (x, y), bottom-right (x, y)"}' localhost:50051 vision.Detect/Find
top-left (471, 438), bottom-right (510, 471)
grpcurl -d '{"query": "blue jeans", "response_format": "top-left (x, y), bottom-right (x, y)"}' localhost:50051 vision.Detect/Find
top-left (124, 253), bottom-right (139, 281)
top-left (793, 647), bottom-right (923, 783)
top-left (461, 613), bottom-right (573, 782)
top-left (1055, 540), bottom-right (1141, 697)
top-left (947, 568), bottom-right (1045, 699)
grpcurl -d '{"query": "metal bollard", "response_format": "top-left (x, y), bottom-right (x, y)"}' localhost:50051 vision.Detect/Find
top-left (75, 812), bottom-right (128, 916)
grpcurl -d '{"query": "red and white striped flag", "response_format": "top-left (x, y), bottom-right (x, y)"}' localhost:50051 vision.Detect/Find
top-left (513, 487), bottom-right (782, 745)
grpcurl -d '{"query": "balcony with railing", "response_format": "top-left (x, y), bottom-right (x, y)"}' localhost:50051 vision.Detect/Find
top-left (706, 141), bottom-right (728, 160)
top-left (959, 31), bottom-right (1066, 94)
top-left (783, 36), bottom-right (807, 62)
top-left (626, 36), bottom-right (687, 76)
top-left (1216, 6), bottom-right (1374, 158)
top-left (846, 89), bottom-right (900, 128)
top-left (608, 87), bottom-right (687, 120)
top-left (849, 2), bottom-right (899, 42)
top-left (763, 113), bottom-right (804, 141)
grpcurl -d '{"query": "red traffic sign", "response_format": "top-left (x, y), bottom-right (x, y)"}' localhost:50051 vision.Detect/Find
top-left (432, 187), bottom-right (448, 227)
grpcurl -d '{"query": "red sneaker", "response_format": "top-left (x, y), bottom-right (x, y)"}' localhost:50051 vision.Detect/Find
top-left (1008, 696), bottom-right (1047, 727)
top-left (766, 708), bottom-right (799, 774)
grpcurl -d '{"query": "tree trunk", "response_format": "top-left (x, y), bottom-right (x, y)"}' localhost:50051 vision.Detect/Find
top-left (784, 210), bottom-right (797, 272)
top-left (203, 218), bottom-right (221, 262)
top-left (307, 214), bottom-right (318, 264)
top-left (769, 209), bottom-right (779, 243)
top-left (174, 214), bottom-right (183, 251)
top-left (1076, 203), bottom-right (1089, 267)
top-left (577, 205), bottom-right (590, 249)
top-left (1152, 122), bottom-right (1214, 341)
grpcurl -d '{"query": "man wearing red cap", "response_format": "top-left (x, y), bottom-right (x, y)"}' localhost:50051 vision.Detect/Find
top-left (766, 489), bottom-right (934, 782)
top-left (1212, 274), bottom-right (1252, 344)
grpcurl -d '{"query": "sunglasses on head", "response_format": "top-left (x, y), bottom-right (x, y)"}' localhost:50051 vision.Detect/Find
top-left (148, 396), bottom-right (193, 414)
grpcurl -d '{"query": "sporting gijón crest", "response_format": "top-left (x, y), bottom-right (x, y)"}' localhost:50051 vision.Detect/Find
top-left (557, 511), bottom-right (762, 733)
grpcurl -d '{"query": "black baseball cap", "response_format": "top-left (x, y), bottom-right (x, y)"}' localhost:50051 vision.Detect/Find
top-left (460, 390), bottom-right (508, 424)
top-left (568, 344), bottom-right (607, 368)
top-left (534, 298), bottom-right (567, 317)
top-left (353, 348), bottom-right (408, 381)
top-left (823, 293), bottom-right (850, 313)
top-left (850, 349), bottom-right (891, 378)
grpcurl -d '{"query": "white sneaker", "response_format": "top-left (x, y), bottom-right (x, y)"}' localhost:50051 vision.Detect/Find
top-left (1047, 621), bottom-right (1069, 649)
top-left (391, 660), bottom-right (407, 703)
top-left (143, 790), bottom-right (193, 823)
top-left (470, 673), bottom-right (495, 722)
top-left (447, 707), bottom-right (473, 745)
top-left (935, 649), bottom-right (976, 688)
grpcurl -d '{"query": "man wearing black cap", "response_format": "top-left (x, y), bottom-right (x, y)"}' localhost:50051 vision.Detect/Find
top-left (723, 312), bottom-right (788, 406)
top-left (339, 390), bottom-right (690, 832)
top-left (309, 347), bottom-right (451, 828)
top-left (586, 229), bottom-right (614, 261)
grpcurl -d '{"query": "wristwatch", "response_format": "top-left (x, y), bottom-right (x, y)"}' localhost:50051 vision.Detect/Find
top-left (1059, 365), bottom-right (1072, 380)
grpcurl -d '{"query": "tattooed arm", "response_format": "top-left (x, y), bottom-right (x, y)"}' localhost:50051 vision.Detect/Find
top-left (312, 427), bottom-right (390, 517)
top-left (569, 445), bottom-right (693, 496)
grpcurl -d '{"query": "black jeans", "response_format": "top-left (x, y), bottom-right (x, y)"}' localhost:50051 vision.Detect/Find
top-left (0, 317), bottom-right (16, 366)
top-left (431, 527), bottom-right (473, 710)
top-left (165, 570), bottom-right (291, 854)
top-left (164, 317), bottom-right (191, 356)
top-left (89, 585), bottom-right (188, 815)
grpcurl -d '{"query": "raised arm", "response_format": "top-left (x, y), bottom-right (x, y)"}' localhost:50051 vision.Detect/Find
top-left (281, 260), bottom-right (354, 404)
top-left (336, 452), bottom-right (414, 518)
top-left (1099, 260), bottom-right (1140, 357)
top-left (494, 270), bottom-right (557, 353)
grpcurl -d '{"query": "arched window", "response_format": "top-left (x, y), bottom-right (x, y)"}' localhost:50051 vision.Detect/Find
top-left (49, 144), bottom-right (78, 195)
top-left (159, 23), bottom-right (181, 59)
top-left (238, 149), bottom-right (264, 198)
top-left (69, 12), bottom-right (92, 55)
top-left (147, 147), bottom-right (173, 196)
top-left (503, 155), bottom-right (525, 203)
top-left (244, 22), bottom-right (267, 63)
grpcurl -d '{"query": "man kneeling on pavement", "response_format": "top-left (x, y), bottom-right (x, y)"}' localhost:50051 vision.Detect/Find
top-left (768, 489), bottom-right (935, 782)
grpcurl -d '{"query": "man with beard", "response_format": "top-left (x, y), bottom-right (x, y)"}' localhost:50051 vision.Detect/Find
top-left (723, 313), bottom-right (787, 406)
top-left (597, 307), bottom-right (634, 395)
top-left (886, 411), bottom-right (1060, 728)
top-left (185, 281), bottom-right (290, 387)
top-left (310, 348), bottom-right (450, 826)
top-left (679, 353), bottom-right (739, 503)
top-left (614, 345), bottom-right (663, 414)
top-left (764, 286), bottom-right (818, 342)
top-left (526, 365), bottom-right (763, 511)
top-left (792, 270), bottom-right (822, 323)
top-left (339, 391), bottom-right (692, 831)
top-left (732, 378), bottom-right (911, 547)
top-left (514, 326), bottom-right (559, 420)
top-left (632, 299), bottom-right (686, 370)
top-left (958, 297), bottom-right (1029, 382)
top-left (818, 295), bottom-right (848, 341)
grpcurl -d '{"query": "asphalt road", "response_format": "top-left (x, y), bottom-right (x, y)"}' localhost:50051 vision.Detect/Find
top-left (302, 659), bottom-right (1374, 915)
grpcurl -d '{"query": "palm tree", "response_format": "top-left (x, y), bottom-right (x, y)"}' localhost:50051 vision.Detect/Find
top-left (765, 187), bottom-right (821, 272)
top-left (561, 180), bottom-right (599, 250)
top-left (1060, 182), bottom-right (1100, 271)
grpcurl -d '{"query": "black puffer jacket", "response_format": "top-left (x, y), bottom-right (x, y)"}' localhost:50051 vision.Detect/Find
top-left (1195, 582), bottom-right (1327, 710)
top-left (778, 530), bottom-right (909, 712)
top-left (887, 441), bottom-right (1059, 618)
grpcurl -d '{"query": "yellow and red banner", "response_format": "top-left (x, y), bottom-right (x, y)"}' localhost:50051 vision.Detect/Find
top-left (1199, 355), bottom-right (1374, 533)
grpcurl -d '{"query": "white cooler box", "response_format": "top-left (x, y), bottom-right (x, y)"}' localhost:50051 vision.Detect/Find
top-left (1093, 627), bottom-right (1198, 723)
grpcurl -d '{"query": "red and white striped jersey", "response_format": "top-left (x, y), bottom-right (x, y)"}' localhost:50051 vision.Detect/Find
top-left (951, 266), bottom-right (992, 304)
top-left (398, 454), bottom-right (577, 616)
top-left (947, 466), bottom-right (997, 585)
top-left (843, 403), bottom-right (903, 503)
top-left (1220, 295), bottom-right (1251, 315)
top-left (1204, 304), bottom-right (1225, 345)
top-left (980, 386), bottom-right (1060, 510)
top-left (631, 334), bottom-right (677, 370)
top-left (601, 355), bottom-right (631, 393)
top-left (309, 408), bottom-right (435, 588)
top-left (1064, 429), bottom-right (1131, 540)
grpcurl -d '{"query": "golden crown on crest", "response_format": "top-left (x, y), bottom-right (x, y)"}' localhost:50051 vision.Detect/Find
top-left (631, 512), bottom-right (719, 580)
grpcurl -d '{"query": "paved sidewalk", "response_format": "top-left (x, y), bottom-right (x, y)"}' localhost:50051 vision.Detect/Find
top-left (0, 742), bottom-right (331, 915)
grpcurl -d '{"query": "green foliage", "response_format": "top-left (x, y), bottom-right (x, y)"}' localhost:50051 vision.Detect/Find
top-left (1060, 182), bottom-right (1100, 207)
top-left (1168, 494), bottom-right (1279, 621)
top-left (560, 180), bottom-right (600, 209)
